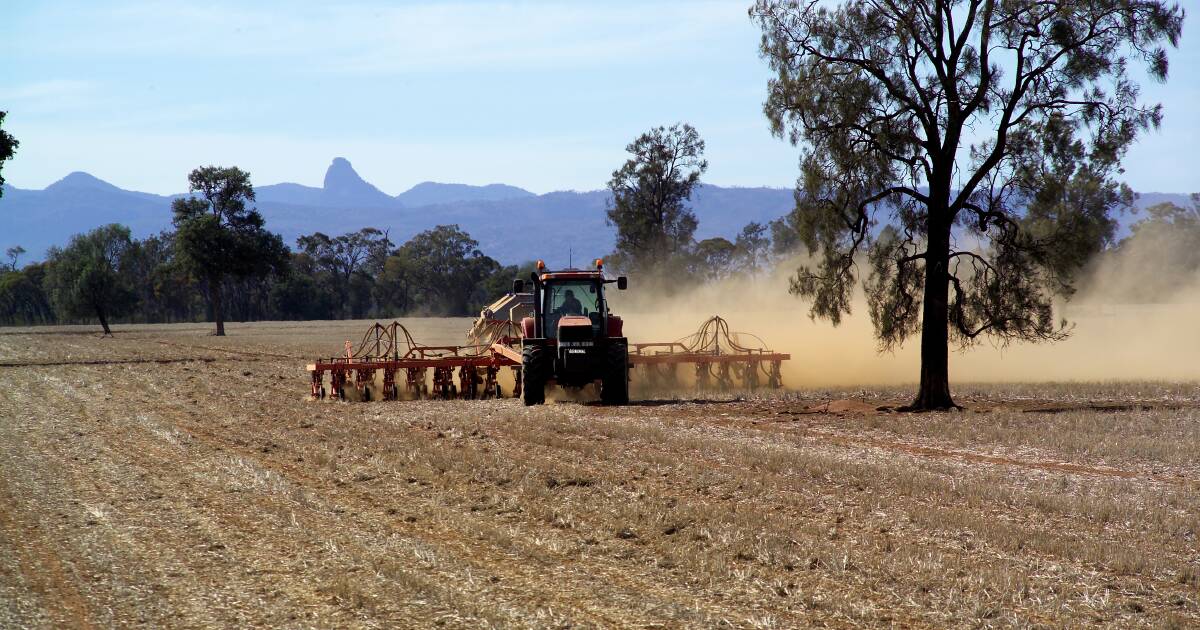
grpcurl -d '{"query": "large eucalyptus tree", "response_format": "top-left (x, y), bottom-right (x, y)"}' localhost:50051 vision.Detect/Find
top-left (753, 0), bottom-right (1184, 408)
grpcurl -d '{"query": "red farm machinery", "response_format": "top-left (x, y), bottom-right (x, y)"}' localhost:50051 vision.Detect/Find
top-left (307, 259), bottom-right (790, 404)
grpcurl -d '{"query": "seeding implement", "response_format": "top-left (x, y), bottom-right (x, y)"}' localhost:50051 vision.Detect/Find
top-left (307, 320), bottom-right (521, 401)
top-left (307, 260), bottom-right (790, 403)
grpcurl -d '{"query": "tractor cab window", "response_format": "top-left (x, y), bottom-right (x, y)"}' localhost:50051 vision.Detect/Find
top-left (544, 281), bottom-right (602, 338)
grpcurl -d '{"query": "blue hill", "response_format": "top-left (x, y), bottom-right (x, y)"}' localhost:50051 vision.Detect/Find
top-left (1, 158), bottom-right (1190, 268)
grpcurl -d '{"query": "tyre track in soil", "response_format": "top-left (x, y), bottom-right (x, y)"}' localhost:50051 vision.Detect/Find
top-left (150, 339), bottom-right (307, 360)
top-left (26, 366), bottom-right (459, 629)
top-left (189, 352), bottom-right (955, 624)
top-left (506, 405), bottom-right (1200, 600)
top-left (132, 363), bottom-right (816, 629)
top-left (396, 401), bottom-right (1191, 626)
top-left (8, 368), bottom-right (344, 627)
top-left (800, 428), bottom-right (1200, 487)
top-left (266, 375), bottom-right (963, 627)
top-left (163, 366), bottom-right (1186, 628)
top-left (673, 405), bottom-right (1199, 487)
top-left (0, 358), bottom-right (253, 368)
top-left (9, 349), bottom-right (1187, 627)
top-left (154, 365), bottom-right (995, 628)
top-left (0, 470), bottom-right (95, 630)
top-left (89, 360), bottom-right (665, 627)
top-left (0, 380), bottom-right (98, 630)
top-left (193, 361), bottom-right (1200, 605)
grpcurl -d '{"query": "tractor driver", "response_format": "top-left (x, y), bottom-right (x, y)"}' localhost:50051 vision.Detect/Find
top-left (556, 289), bottom-right (584, 316)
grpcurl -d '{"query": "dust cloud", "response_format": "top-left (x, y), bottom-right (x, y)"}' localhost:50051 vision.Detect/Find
top-left (608, 249), bottom-right (1200, 388)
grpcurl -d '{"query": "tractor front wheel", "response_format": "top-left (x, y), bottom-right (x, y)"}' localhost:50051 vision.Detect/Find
top-left (522, 345), bottom-right (547, 406)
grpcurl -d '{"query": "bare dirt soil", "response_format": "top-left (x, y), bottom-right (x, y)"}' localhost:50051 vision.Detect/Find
top-left (1, 321), bottom-right (1198, 628)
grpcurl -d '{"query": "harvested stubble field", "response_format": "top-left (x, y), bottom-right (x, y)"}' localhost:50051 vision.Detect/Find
top-left (0, 320), bottom-right (1198, 629)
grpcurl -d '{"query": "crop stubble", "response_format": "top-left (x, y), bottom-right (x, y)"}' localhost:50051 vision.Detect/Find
top-left (0, 322), bottom-right (1197, 628)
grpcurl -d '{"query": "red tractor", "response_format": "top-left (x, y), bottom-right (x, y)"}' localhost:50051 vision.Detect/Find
top-left (513, 259), bottom-right (629, 405)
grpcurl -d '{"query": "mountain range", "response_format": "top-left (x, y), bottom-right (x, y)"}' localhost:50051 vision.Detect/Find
top-left (0, 158), bottom-right (797, 267)
top-left (0, 157), bottom-right (1192, 268)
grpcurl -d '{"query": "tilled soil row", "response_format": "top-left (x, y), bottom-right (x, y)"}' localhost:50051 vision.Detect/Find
top-left (0, 329), bottom-right (1197, 628)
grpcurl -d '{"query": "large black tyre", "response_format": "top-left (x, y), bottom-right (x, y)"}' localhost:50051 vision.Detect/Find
top-left (601, 343), bottom-right (630, 405)
top-left (522, 344), bottom-right (547, 406)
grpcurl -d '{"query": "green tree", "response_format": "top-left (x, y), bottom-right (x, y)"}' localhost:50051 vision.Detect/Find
top-left (606, 123), bottom-right (706, 277)
top-left (43, 224), bottom-right (136, 334)
top-left (479, 261), bottom-right (538, 304)
top-left (374, 249), bottom-right (418, 316)
top-left (753, 0), bottom-right (1184, 409)
top-left (269, 254), bottom-right (337, 321)
top-left (1103, 196), bottom-right (1200, 301)
top-left (171, 166), bottom-right (288, 335)
top-left (5, 246), bottom-right (24, 272)
top-left (122, 232), bottom-right (198, 323)
top-left (0, 263), bottom-right (55, 326)
top-left (387, 225), bottom-right (499, 315)
top-left (297, 227), bottom-right (392, 318)
top-left (734, 222), bottom-right (771, 272)
top-left (693, 237), bottom-right (739, 282)
top-left (0, 111), bottom-right (17, 198)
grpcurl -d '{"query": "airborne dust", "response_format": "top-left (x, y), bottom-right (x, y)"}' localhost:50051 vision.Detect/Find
top-left (610, 245), bottom-right (1200, 388)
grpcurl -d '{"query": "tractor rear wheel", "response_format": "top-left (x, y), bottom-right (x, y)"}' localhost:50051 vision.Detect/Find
top-left (522, 345), bottom-right (547, 406)
top-left (601, 343), bottom-right (630, 405)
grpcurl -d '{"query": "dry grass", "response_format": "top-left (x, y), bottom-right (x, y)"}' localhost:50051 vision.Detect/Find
top-left (0, 321), bottom-right (1197, 628)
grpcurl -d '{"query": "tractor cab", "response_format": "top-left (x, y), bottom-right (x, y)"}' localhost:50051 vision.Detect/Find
top-left (543, 278), bottom-right (602, 341)
top-left (513, 259), bottom-right (630, 405)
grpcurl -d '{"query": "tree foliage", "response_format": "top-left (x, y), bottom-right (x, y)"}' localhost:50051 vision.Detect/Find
top-left (693, 237), bottom-right (739, 282)
top-left (607, 124), bottom-right (707, 277)
top-left (734, 222), bottom-right (772, 272)
top-left (121, 232), bottom-right (198, 323)
top-left (171, 166), bottom-right (287, 335)
top-left (297, 227), bottom-right (392, 318)
top-left (0, 263), bottom-right (54, 326)
top-left (753, 0), bottom-right (1184, 408)
top-left (6, 246), bottom-right (25, 272)
top-left (43, 224), bottom-right (136, 334)
top-left (269, 253), bottom-right (338, 320)
top-left (382, 225), bottom-right (501, 316)
top-left (1098, 196), bottom-right (1200, 301)
top-left (0, 111), bottom-right (17, 198)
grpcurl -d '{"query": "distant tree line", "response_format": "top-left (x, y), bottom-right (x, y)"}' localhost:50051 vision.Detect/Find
top-left (0, 214), bottom-right (784, 332)
top-left (0, 222), bottom-right (539, 331)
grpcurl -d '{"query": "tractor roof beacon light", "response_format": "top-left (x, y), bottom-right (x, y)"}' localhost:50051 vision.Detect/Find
top-left (595, 258), bottom-right (603, 270)
top-left (536, 259), bottom-right (546, 271)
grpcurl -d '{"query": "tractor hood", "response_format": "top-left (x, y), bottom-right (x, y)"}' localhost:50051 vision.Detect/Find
top-left (557, 315), bottom-right (594, 342)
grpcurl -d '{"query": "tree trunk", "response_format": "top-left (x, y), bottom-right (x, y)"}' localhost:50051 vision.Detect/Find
top-left (911, 216), bottom-right (957, 410)
top-left (96, 307), bottom-right (112, 336)
top-left (211, 275), bottom-right (226, 336)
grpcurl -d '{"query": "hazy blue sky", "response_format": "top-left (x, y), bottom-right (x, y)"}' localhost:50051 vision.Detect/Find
top-left (1, 1), bottom-right (1197, 195)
